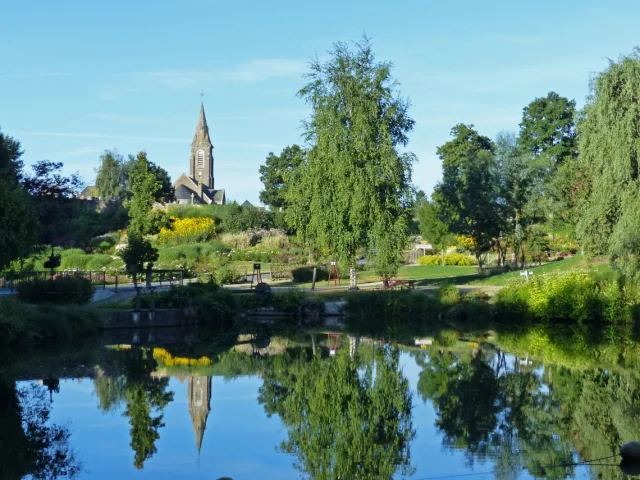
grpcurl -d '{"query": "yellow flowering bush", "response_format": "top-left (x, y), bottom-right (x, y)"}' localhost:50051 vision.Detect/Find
top-left (153, 348), bottom-right (212, 366)
top-left (158, 217), bottom-right (216, 245)
top-left (456, 235), bottom-right (478, 251)
top-left (418, 253), bottom-right (476, 266)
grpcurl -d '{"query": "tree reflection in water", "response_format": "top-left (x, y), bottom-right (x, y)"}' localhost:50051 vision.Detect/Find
top-left (0, 378), bottom-right (82, 480)
top-left (93, 347), bottom-right (174, 469)
top-left (414, 346), bottom-right (640, 480)
top-left (259, 345), bottom-right (414, 480)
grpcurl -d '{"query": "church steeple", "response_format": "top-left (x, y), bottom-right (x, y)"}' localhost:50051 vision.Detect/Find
top-left (190, 102), bottom-right (214, 188)
top-left (192, 103), bottom-right (212, 145)
top-left (188, 376), bottom-right (211, 455)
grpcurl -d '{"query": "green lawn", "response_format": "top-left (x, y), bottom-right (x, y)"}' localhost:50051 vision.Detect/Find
top-left (248, 255), bottom-right (612, 289)
top-left (416, 255), bottom-right (611, 287)
top-left (356, 265), bottom-right (477, 284)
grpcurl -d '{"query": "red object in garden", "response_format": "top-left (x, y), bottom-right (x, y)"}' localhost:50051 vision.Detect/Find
top-left (328, 333), bottom-right (339, 356)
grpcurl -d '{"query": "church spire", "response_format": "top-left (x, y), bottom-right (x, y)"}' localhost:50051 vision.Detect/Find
top-left (192, 102), bottom-right (211, 145)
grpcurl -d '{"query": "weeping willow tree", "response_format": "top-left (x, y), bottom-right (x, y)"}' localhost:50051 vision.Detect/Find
top-left (287, 37), bottom-right (416, 289)
top-left (575, 48), bottom-right (640, 281)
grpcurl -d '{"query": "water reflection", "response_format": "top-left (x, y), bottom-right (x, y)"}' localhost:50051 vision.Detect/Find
top-left (0, 378), bottom-right (81, 479)
top-left (3, 326), bottom-right (640, 479)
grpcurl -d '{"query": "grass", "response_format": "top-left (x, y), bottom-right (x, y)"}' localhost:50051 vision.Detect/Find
top-left (272, 255), bottom-right (612, 291)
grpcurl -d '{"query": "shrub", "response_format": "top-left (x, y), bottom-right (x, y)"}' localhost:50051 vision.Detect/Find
top-left (495, 270), bottom-right (628, 324)
top-left (61, 253), bottom-right (91, 270)
top-left (16, 276), bottom-right (96, 305)
top-left (220, 232), bottom-right (249, 249)
top-left (435, 329), bottom-right (460, 347)
top-left (137, 282), bottom-right (236, 327)
top-left (214, 266), bottom-right (246, 285)
top-left (85, 255), bottom-right (116, 271)
top-left (260, 233), bottom-right (290, 249)
top-left (0, 298), bottom-right (100, 345)
top-left (158, 217), bottom-right (216, 245)
top-left (436, 283), bottom-right (460, 304)
top-left (418, 253), bottom-right (476, 266)
top-left (291, 266), bottom-right (329, 283)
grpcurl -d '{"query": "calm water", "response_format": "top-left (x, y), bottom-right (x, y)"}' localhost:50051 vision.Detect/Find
top-left (3, 326), bottom-right (640, 480)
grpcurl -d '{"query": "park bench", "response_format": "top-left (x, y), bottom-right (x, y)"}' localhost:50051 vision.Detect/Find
top-left (383, 279), bottom-right (416, 290)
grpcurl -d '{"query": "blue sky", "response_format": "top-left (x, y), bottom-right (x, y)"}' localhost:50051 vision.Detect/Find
top-left (1, 0), bottom-right (639, 204)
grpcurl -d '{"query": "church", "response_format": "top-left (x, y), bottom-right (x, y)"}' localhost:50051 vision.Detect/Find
top-left (173, 103), bottom-right (226, 205)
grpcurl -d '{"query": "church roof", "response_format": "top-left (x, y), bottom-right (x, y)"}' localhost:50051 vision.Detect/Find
top-left (175, 184), bottom-right (195, 201)
top-left (208, 189), bottom-right (225, 204)
top-left (192, 103), bottom-right (212, 145)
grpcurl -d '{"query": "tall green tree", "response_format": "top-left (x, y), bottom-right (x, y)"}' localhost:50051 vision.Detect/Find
top-left (416, 198), bottom-right (451, 266)
top-left (126, 152), bottom-right (166, 237)
top-left (259, 144), bottom-right (305, 209)
top-left (574, 48), bottom-right (640, 281)
top-left (95, 149), bottom-right (127, 200)
top-left (519, 91), bottom-right (577, 165)
top-left (287, 37), bottom-right (416, 288)
top-left (432, 124), bottom-right (502, 267)
top-left (0, 130), bottom-right (37, 269)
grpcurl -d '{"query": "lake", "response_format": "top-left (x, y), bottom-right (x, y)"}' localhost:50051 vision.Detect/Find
top-left (3, 324), bottom-right (639, 480)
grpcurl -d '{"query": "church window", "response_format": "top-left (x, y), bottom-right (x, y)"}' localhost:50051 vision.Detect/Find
top-left (197, 150), bottom-right (205, 168)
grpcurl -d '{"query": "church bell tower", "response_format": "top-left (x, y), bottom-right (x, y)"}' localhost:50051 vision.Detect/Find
top-left (190, 103), bottom-right (214, 189)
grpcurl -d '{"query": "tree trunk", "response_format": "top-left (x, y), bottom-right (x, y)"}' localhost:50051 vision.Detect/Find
top-left (349, 267), bottom-right (358, 290)
top-left (311, 266), bottom-right (317, 290)
top-left (441, 247), bottom-right (445, 267)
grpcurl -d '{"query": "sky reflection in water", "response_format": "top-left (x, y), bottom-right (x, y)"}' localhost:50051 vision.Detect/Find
top-left (7, 331), bottom-right (626, 480)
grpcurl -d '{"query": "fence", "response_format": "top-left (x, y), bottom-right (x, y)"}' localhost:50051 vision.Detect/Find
top-left (0, 269), bottom-right (185, 292)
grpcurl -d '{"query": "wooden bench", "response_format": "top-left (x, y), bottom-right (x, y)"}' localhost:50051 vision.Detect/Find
top-left (383, 279), bottom-right (416, 290)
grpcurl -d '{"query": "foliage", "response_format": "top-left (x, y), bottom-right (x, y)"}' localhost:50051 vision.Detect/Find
top-left (0, 131), bottom-right (38, 269)
top-left (96, 149), bottom-right (173, 203)
top-left (418, 253), bottom-right (476, 266)
top-left (436, 283), bottom-right (460, 304)
top-left (571, 49), bottom-right (640, 283)
top-left (95, 149), bottom-right (127, 200)
top-left (287, 37), bottom-right (415, 286)
top-left (344, 290), bottom-right (443, 337)
top-left (0, 176), bottom-right (37, 269)
top-left (519, 91), bottom-right (577, 165)
top-left (495, 270), bottom-right (628, 323)
top-left (120, 235), bottom-right (159, 285)
top-left (258, 347), bottom-right (415, 479)
top-left (126, 152), bottom-right (167, 237)
top-left (0, 297), bottom-right (100, 345)
top-left (138, 282), bottom-right (236, 325)
top-left (291, 266), bottom-right (329, 283)
top-left (0, 381), bottom-right (82, 479)
top-left (16, 276), bottom-right (95, 305)
top-left (259, 144), bottom-right (305, 209)
top-left (432, 124), bottom-right (502, 268)
top-left (416, 197), bottom-right (452, 265)
top-left (158, 216), bottom-right (215, 245)
top-left (94, 347), bottom-right (174, 469)
top-left (167, 203), bottom-right (277, 233)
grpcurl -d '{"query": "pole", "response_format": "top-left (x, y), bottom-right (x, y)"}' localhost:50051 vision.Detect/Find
top-left (311, 266), bottom-right (317, 290)
top-left (115, 275), bottom-right (118, 293)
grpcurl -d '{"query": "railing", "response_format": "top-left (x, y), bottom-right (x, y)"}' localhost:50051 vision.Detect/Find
top-left (0, 269), bottom-right (185, 292)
